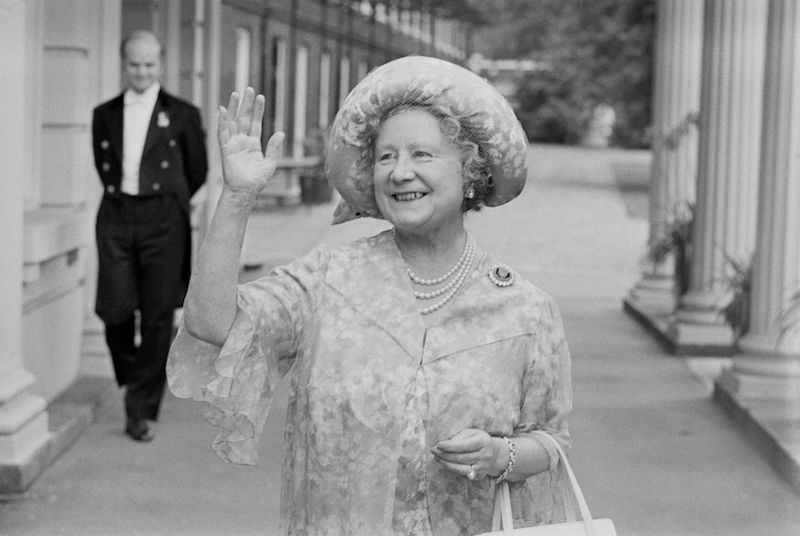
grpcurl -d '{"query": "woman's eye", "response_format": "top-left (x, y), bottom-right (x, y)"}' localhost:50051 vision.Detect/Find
top-left (377, 153), bottom-right (395, 163)
top-left (413, 150), bottom-right (433, 159)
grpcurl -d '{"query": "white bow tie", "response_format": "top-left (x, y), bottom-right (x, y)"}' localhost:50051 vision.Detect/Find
top-left (125, 92), bottom-right (151, 107)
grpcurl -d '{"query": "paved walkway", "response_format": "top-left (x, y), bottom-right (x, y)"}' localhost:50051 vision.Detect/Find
top-left (2, 144), bottom-right (798, 535)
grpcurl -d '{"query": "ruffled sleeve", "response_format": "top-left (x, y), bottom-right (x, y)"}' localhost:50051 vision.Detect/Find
top-left (517, 295), bottom-right (572, 455)
top-left (167, 245), bottom-right (328, 465)
top-left (511, 294), bottom-right (573, 524)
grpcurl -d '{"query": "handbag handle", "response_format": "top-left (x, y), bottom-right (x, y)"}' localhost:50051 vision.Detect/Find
top-left (491, 431), bottom-right (601, 536)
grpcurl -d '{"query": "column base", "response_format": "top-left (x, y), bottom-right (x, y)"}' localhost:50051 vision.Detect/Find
top-left (624, 283), bottom-right (738, 356)
top-left (0, 392), bottom-right (50, 462)
top-left (622, 271), bottom-right (679, 353)
top-left (0, 376), bottom-right (115, 494)
top-left (667, 320), bottom-right (737, 356)
top-left (714, 359), bottom-right (800, 494)
top-left (668, 289), bottom-right (737, 356)
top-left (626, 271), bottom-right (677, 313)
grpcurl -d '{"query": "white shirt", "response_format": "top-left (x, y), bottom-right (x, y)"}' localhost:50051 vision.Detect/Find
top-left (122, 83), bottom-right (160, 195)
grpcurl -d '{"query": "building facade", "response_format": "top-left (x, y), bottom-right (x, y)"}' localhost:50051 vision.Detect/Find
top-left (0, 0), bottom-right (477, 492)
top-left (2, 0), bottom-right (797, 496)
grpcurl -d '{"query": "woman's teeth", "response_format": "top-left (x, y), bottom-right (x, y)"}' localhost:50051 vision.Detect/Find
top-left (394, 192), bottom-right (425, 201)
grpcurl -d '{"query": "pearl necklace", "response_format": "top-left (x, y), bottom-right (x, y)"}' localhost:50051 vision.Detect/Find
top-left (394, 229), bottom-right (476, 315)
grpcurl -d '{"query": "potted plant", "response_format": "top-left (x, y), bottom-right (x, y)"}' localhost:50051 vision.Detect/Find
top-left (722, 254), bottom-right (752, 338)
top-left (648, 203), bottom-right (694, 297)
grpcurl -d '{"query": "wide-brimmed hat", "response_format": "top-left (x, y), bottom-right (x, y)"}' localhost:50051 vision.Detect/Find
top-left (325, 55), bottom-right (529, 224)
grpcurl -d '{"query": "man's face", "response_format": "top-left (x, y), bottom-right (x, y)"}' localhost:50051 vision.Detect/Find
top-left (123, 38), bottom-right (162, 93)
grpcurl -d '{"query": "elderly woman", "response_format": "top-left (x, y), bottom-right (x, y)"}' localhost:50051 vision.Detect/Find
top-left (168, 56), bottom-right (572, 535)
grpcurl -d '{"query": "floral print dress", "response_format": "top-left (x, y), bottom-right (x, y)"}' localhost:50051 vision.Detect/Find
top-left (167, 230), bottom-right (572, 535)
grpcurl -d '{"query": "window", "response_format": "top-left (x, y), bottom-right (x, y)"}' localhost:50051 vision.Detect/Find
top-left (338, 55), bottom-right (351, 109)
top-left (293, 45), bottom-right (309, 156)
top-left (234, 28), bottom-right (251, 96)
top-left (270, 37), bottom-right (288, 140)
top-left (319, 51), bottom-right (331, 128)
top-left (357, 59), bottom-right (368, 82)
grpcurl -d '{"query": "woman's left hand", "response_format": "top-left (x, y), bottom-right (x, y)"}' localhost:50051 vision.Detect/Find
top-left (431, 429), bottom-right (505, 480)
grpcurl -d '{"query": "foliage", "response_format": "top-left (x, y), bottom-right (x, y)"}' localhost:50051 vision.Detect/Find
top-left (515, 67), bottom-right (592, 144)
top-left (722, 255), bottom-right (752, 338)
top-left (472, 0), bottom-right (655, 148)
top-left (777, 291), bottom-right (800, 350)
top-left (648, 203), bottom-right (694, 296)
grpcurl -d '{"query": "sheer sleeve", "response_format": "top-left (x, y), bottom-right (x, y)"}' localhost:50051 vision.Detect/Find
top-left (517, 296), bottom-right (572, 456)
top-left (511, 294), bottom-right (573, 525)
top-left (167, 245), bottom-right (328, 465)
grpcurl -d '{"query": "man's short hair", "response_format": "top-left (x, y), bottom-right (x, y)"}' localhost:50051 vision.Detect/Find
top-left (120, 30), bottom-right (163, 59)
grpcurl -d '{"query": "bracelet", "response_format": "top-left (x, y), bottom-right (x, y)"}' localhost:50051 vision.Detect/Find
top-left (495, 436), bottom-right (516, 482)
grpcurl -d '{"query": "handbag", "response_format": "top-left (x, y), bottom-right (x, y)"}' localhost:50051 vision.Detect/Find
top-left (476, 431), bottom-right (617, 536)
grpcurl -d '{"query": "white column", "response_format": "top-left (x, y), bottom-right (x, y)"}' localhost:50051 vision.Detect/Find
top-left (81, 1), bottom-right (121, 377)
top-left (719, 0), bottom-right (800, 399)
top-left (202, 0), bottom-right (222, 235)
top-left (0, 0), bottom-right (50, 471)
top-left (671, 0), bottom-right (768, 352)
top-left (627, 0), bottom-right (704, 313)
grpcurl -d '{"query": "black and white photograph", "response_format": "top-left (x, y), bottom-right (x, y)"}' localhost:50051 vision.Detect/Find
top-left (1, 1), bottom-right (798, 535)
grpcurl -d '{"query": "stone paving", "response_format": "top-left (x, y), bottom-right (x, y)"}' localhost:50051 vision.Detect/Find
top-left (1, 144), bottom-right (798, 535)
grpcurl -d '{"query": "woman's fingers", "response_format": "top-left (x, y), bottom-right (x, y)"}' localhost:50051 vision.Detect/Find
top-left (217, 106), bottom-right (229, 142)
top-left (221, 89), bottom-right (269, 140)
top-left (431, 429), bottom-right (497, 478)
top-left (226, 91), bottom-right (239, 120)
top-left (435, 429), bottom-right (486, 453)
top-left (436, 457), bottom-right (479, 479)
top-left (264, 131), bottom-right (285, 160)
top-left (237, 87), bottom-right (255, 135)
top-left (250, 94), bottom-right (265, 139)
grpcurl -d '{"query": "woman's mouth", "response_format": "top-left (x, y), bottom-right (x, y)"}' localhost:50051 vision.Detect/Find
top-left (393, 192), bottom-right (426, 202)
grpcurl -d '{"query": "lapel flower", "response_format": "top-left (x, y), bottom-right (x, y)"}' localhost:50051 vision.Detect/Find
top-left (157, 111), bottom-right (170, 128)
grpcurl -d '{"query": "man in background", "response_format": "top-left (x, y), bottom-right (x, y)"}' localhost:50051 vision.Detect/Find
top-left (92, 31), bottom-right (207, 442)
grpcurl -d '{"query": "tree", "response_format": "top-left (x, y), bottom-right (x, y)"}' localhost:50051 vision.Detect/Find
top-left (472, 0), bottom-right (655, 147)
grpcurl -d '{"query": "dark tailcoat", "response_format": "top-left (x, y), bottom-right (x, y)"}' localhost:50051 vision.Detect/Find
top-left (92, 89), bottom-right (207, 317)
top-left (91, 89), bottom-right (207, 421)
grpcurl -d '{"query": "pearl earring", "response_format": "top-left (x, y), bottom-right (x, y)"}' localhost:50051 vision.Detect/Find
top-left (465, 188), bottom-right (475, 200)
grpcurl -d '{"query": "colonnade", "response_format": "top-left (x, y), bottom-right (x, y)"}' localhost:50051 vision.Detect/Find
top-left (627, 0), bottom-right (800, 489)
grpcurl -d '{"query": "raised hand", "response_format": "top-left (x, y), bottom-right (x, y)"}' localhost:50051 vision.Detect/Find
top-left (218, 87), bottom-right (285, 195)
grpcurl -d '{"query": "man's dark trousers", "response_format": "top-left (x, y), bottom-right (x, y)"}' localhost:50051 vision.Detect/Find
top-left (96, 193), bottom-right (187, 423)
top-left (93, 89), bottom-right (207, 428)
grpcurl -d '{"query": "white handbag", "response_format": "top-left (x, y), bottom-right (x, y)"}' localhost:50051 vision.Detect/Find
top-left (476, 432), bottom-right (617, 536)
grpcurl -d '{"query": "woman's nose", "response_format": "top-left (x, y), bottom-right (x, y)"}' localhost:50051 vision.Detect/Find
top-left (390, 155), bottom-right (415, 181)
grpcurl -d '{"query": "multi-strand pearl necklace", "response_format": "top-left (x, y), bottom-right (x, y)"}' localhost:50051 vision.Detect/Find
top-left (398, 230), bottom-right (477, 315)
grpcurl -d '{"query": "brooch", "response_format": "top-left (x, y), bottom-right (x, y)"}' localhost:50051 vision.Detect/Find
top-left (157, 111), bottom-right (170, 128)
top-left (488, 265), bottom-right (514, 287)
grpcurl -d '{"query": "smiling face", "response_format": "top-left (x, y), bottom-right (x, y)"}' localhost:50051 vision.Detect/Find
top-left (122, 35), bottom-right (163, 94)
top-left (373, 108), bottom-right (465, 236)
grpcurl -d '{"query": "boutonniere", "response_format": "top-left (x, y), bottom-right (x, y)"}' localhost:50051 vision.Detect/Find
top-left (157, 111), bottom-right (170, 128)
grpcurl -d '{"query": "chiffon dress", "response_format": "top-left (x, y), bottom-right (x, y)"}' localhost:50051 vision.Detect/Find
top-left (167, 230), bottom-right (573, 535)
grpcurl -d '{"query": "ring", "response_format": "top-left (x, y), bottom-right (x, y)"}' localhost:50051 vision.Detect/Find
top-left (466, 465), bottom-right (477, 481)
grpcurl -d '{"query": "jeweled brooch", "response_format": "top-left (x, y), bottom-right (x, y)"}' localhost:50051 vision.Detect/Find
top-left (488, 265), bottom-right (514, 287)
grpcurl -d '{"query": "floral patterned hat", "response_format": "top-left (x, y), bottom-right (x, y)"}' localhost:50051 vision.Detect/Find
top-left (325, 55), bottom-right (529, 224)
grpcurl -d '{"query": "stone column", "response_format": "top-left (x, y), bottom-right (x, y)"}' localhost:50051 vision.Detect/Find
top-left (0, 0), bottom-right (51, 490)
top-left (202, 0), bottom-right (222, 235)
top-left (626, 0), bottom-right (703, 314)
top-left (670, 0), bottom-right (768, 354)
top-left (719, 0), bottom-right (800, 399)
top-left (81, 1), bottom-right (121, 377)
